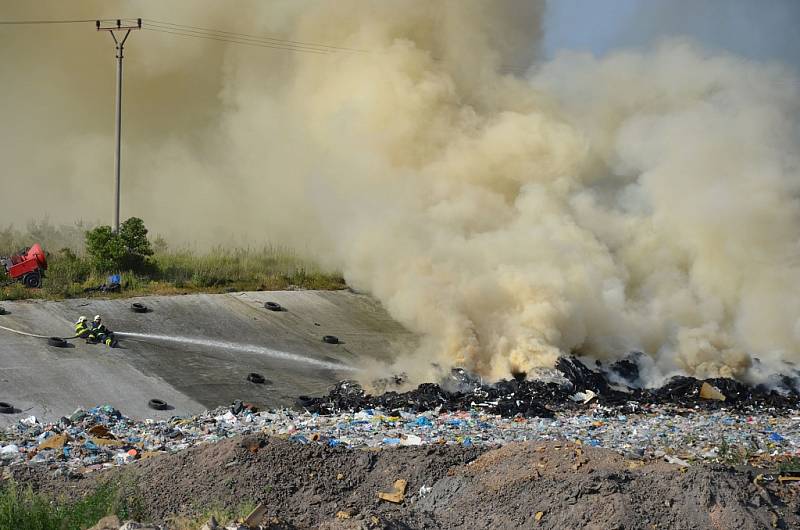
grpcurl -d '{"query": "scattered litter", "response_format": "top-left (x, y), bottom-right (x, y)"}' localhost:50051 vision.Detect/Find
top-left (242, 503), bottom-right (267, 528)
top-left (569, 390), bottom-right (597, 404)
top-left (665, 455), bottom-right (691, 467)
top-left (1, 356), bottom-right (799, 479)
top-left (699, 382), bottom-right (726, 401)
top-left (378, 479), bottom-right (408, 503)
top-left (1, 398), bottom-right (799, 478)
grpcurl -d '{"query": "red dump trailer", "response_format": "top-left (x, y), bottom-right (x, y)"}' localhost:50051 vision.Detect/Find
top-left (0, 244), bottom-right (47, 288)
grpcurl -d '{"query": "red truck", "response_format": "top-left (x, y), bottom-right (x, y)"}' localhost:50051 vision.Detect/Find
top-left (0, 244), bottom-right (48, 288)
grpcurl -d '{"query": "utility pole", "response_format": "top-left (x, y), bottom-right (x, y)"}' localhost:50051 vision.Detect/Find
top-left (97, 18), bottom-right (141, 233)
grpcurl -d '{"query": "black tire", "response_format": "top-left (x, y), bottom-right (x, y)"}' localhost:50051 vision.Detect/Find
top-left (148, 398), bottom-right (168, 410)
top-left (247, 372), bottom-right (266, 384)
top-left (0, 306), bottom-right (6, 315)
top-left (47, 337), bottom-right (67, 348)
top-left (264, 302), bottom-right (283, 312)
top-left (0, 402), bottom-right (14, 414)
top-left (131, 303), bottom-right (149, 313)
top-left (23, 271), bottom-right (42, 288)
top-left (322, 335), bottom-right (340, 344)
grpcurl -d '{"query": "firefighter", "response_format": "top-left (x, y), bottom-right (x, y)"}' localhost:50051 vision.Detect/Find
top-left (74, 316), bottom-right (92, 338)
top-left (91, 315), bottom-right (117, 347)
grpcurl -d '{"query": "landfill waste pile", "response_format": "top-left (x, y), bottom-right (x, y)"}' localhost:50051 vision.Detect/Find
top-left (0, 357), bottom-right (798, 478)
top-left (2, 357), bottom-right (799, 528)
top-left (302, 356), bottom-right (800, 417)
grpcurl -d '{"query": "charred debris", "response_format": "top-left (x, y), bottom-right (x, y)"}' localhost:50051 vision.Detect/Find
top-left (299, 356), bottom-right (800, 419)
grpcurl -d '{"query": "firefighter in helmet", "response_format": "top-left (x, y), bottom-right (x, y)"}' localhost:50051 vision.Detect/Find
top-left (74, 316), bottom-right (92, 338)
top-left (90, 315), bottom-right (118, 347)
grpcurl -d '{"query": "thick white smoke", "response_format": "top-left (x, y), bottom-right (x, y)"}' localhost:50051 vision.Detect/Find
top-left (249, 4), bottom-right (800, 384)
top-left (2, 1), bottom-right (799, 384)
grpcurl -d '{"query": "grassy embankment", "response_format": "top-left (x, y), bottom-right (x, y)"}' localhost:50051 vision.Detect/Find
top-left (0, 221), bottom-right (345, 301)
top-left (0, 480), bottom-right (253, 530)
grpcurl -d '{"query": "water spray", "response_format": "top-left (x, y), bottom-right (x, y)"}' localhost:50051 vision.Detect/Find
top-left (115, 331), bottom-right (356, 371)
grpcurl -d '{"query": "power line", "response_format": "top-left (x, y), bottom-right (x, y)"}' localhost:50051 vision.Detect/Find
top-left (143, 22), bottom-right (335, 55)
top-left (144, 21), bottom-right (530, 73)
top-left (143, 18), bottom-right (369, 54)
top-left (0, 16), bottom-right (531, 74)
top-left (143, 21), bottom-right (341, 54)
top-left (142, 27), bottom-right (330, 55)
top-left (0, 18), bottom-right (100, 25)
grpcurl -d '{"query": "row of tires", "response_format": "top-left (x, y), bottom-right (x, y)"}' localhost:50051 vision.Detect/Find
top-left (264, 301), bottom-right (341, 344)
top-left (0, 298), bottom-right (339, 415)
top-left (0, 372), bottom-right (270, 415)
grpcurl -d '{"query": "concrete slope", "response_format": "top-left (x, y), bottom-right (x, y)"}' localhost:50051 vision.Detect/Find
top-left (0, 290), bottom-right (413, 425)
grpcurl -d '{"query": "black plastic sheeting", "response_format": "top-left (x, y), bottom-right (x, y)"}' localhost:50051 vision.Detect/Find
top-left (299, 356), bottom-right (800, 419)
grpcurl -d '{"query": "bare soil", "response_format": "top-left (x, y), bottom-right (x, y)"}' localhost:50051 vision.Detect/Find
top-left (10, 436), bottom-right (800, 529)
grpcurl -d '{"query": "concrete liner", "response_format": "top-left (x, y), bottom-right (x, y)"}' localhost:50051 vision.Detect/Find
top-left (0, 290), bottom-right (414, 425)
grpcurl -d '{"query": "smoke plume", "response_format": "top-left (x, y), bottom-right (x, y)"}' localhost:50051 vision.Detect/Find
top-left (2, 1), bottom-right (799, 383)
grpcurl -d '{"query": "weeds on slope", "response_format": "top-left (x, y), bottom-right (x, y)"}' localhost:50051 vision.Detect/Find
top-left (0, 481), bottom-right (142, 530)
top-left (0, 221), bottom-right (345, 301)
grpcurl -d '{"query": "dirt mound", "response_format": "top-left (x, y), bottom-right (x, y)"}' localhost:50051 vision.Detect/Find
top-left (12, 436), bottom-right (799, 529)
top-left (417, 442), bottom-right (798, 529)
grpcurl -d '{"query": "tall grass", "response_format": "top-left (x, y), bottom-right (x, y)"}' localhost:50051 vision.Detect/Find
top-left (0, 480), bottom-right (256, 530)
top-left (0, 481), bottom-right (138, 530)
top-left (0, 220), bottom-right (88, 256)
top-left (0, 222), bottom-right (345, 301)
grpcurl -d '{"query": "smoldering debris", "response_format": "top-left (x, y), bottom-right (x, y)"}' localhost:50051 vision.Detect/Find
top-left (300, 356), bottom-right (800, 418)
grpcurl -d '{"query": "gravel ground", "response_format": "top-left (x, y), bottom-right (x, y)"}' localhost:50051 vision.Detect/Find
top-left (11, 435), bottom-right (800, 529)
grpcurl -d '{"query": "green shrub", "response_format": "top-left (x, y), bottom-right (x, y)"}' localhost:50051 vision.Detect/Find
top-left (86, 217), bottom-right (154, 273)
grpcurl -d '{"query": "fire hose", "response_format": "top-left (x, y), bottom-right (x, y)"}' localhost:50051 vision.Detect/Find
top-left (0, 324), bottom-right (79, 341)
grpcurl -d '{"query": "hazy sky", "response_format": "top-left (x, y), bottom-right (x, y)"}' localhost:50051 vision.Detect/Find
top-left (545, 0), bottom-right (800, 72)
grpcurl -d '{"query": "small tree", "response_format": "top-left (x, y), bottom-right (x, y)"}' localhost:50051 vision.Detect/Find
top-left (85, 225), bottom-right (125, 273)
top-left (85, 217), bottom-right (153, 273)
top-left (118, 217), bottom-right (153, 271)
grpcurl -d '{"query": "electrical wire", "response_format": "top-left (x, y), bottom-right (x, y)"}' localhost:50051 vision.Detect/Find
top-left (144, 22), bottom-right (530, 73)
top-left (142, 27), bottom-right (330, 55)
top-left (0, 17), bottom-right (531, 74)
top-left (144, 19), bottom-right (529, 73)
top-left (143, 23), bottom-right (334, 55)
top-left (0, 19), bottom-right (97, 25)
top-left (143, 18), bottom-right (368, 54)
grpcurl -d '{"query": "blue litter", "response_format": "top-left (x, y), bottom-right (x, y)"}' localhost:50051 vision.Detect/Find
top-left (769, 432), bottom-right (785, 442)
